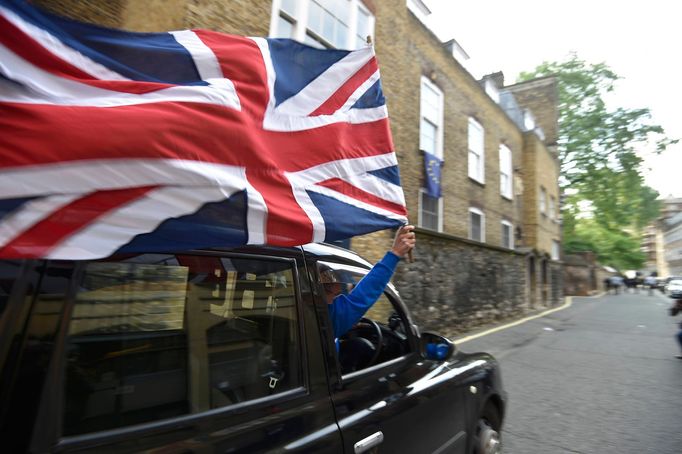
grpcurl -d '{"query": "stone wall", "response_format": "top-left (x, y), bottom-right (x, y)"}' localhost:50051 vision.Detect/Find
top-left (392, 228), bottom-right (529, 338)
top-left (563, 263), bottom-right (594, 296)
top-left (549, 261), bottom-right (564, 304)
top-left (563, 253), bottom-right (614, 296)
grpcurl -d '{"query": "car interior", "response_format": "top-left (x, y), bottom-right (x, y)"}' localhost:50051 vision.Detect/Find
top-left (316, 261), bottom-right (412, 375)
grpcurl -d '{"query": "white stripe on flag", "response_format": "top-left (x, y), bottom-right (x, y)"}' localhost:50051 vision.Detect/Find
top-left (245, 180), bottom-right (268, 245)
top-left (170, 30), bottom-right (224, 80)
top-left (285, 174), bottom-right (326, 243)
top-left (288, 153), bottom-right (399, 186)
top-left (304, 183), bottom-right (407, 222)
top-left (262, 105), bottom-right (388, 132)
top-left (0, 48), bottom-right (241, 109)
top-left (274, 46), bottom-right (374, 117)
top-left (0, 159), bottom-right (248, 200)
top-left (45, 186), bottom-right (238, 260)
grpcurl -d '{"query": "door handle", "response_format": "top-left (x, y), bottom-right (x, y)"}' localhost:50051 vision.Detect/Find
top-left (354, 431), bottom-right (384, 453)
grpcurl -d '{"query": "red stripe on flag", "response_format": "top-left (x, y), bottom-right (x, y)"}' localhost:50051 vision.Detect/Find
top-left (310, 57), bottom-right (379, 116)
top-left (0, 186), bottom-right (156, 258)
top-left (316, 178), bottom-right (407, 216)
top-left (0, 102), bottom-right (394, 172)
top-left (246, 170), bottom-right (314, 245)
top-left (0, 14), bottom-right (173, 94)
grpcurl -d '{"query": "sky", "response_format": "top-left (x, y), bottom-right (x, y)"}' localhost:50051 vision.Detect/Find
top-left (423, 0), bottom-right (681, 198)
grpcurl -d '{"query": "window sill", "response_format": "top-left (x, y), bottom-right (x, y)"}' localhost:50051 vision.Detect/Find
top-left (468, 177), bottom-right (485, 187)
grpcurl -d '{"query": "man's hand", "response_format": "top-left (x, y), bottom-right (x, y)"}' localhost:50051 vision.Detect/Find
top-left (391, 225), bottom-right (416, 258)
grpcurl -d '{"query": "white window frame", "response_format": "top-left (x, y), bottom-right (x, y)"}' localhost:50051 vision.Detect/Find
top-left (269, 0), bottom-right (375, 50)
top-left (468, 117), bottom-right (485, 184)
top-left (419, 76), bottom-right (444, 160)
top-left (501, 220), bottom-right (514, 249)
top-left (539, 187), bottom-right (547, 215)
top-left (418, 188), bottom-right (443, 232)
top-left (549, 196), bottom-right (556, 220)
top-left (551, 240), bottom-right (561, 260)
top-left (468, 207), bottom-right (485, 243)
top-left (499, 144), bottom-right (512, 199)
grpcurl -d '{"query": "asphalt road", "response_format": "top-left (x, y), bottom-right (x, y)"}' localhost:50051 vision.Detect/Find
top-left (457, 290), bottom-right (682, 454)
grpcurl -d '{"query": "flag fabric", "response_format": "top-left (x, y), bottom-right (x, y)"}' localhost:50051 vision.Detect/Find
top-left (0, 0), bottom-right (407, 260)
top-left (423, 151), bottom-right (443, 198)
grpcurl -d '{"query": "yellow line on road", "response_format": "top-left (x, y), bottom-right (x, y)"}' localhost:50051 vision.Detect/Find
top-left (454, 296), bottom-right (573, 344)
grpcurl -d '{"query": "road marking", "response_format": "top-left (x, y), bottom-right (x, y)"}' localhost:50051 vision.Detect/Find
top-left (454, 297), bottom-right (573, 344)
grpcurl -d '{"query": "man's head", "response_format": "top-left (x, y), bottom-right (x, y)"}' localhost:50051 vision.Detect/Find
top-left (320, 267), bottom-right (342, 305)
top-left (323, 282), bottom-right (342, 304)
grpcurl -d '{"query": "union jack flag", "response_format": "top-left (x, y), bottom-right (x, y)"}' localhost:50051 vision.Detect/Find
top-left (0, 0), bottom-right (407, 259)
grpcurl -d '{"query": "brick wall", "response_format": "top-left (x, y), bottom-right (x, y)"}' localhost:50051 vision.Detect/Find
top-left (371, 0), bottom-right (525, 250)
top-left (521, 132), bottom-right (561, 256)
top-left (34, 0), bottom-right (273, 35)
top-left (393, 228), bottom-right (529, 338)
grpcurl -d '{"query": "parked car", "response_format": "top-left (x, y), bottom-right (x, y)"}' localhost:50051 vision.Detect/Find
top-left (0, 243), bottom-right (505, 453)
top-left (666, 279), bottom-right (682, 299)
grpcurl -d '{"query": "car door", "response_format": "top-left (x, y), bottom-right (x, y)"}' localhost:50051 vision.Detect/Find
top-left (1, 249), bottom-right (344, 453)
top-left (314, 260), bottom-right (471, 454)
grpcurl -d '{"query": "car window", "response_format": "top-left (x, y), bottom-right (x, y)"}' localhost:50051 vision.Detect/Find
top-left (0, 261), bottom-right (76, 453)
top-left (62, 253), bottom-right (302, 436)
top-left (317, 261), bottom-right (411, 375)
top-left (0, 260), bottom-right (22, 320)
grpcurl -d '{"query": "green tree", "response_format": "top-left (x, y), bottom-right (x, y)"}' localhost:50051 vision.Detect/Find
top-left (518, 54), bottom-right (676, 269)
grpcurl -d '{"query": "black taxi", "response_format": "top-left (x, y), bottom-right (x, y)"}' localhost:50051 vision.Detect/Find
top-left (0, 243), bottom-right (505, 453)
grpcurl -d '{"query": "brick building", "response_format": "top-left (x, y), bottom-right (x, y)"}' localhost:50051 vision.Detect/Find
top-left (642, 197), bottom-right (682, 278)
top-left (33, 0), bottom-right (563, 335)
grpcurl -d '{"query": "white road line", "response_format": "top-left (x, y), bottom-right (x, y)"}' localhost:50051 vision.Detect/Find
top-left (454, 297), bottom-right (573, 344)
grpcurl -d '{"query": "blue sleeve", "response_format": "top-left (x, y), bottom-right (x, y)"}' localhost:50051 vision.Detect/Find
top-left (328, 251), bottom-right (400, 338)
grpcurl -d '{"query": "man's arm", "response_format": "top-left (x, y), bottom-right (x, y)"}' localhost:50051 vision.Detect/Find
top-left (329, 251), bottom-right (400, 337)
top-left (328, 225), bottom-right (416, 338)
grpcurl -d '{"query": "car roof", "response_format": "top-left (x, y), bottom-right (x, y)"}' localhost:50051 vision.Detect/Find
top-left (301, 243), bottom-right (373, 268)
top-left (204, 242), bottom-right (374, 269)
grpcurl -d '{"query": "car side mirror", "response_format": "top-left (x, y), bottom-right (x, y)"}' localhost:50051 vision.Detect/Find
top-left (420, 332), bottom-right (455, 361)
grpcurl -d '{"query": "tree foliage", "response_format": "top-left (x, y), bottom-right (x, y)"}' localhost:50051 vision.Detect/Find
top-left (518, 54), bottom-right (676, 269)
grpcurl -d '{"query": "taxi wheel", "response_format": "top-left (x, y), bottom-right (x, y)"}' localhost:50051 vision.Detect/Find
top-left (472, 405), bottom-right (501, 454)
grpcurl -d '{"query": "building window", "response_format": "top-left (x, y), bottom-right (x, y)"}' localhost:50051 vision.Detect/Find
top-left (469, 208), bottom-right (485, 242)
top-left (468, 118), bottom-right (484, 183)
top-left (501, 221), bottom-right (514, 249)
top-left (499, 144), bottom-right (512, 199)
top-left (549, 196), bottom-right (556, 220)
top-left (539, 187), bottom-right (547, 215)
top-left (270, 0), bottom-right (374, 50)
top-left (552, 240), bottom-right (561, 260)
top-left (420, 76), bottom-right (444, 159)
top-left (419, 189), bottom-right (443, 232)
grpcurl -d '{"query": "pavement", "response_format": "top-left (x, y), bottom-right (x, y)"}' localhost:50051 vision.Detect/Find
top-left (454, 290), bottom-right (682, 454)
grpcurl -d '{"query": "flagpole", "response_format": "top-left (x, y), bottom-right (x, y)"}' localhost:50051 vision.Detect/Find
top-left (404, 221), bottom-right (414, 263)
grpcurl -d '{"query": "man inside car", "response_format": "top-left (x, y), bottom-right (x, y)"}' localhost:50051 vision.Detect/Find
top-left (322, 225), bottom-right (416, 370)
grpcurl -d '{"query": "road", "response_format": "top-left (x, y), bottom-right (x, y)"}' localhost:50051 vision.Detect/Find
top-left (457, 290), bottom-right (682, 453)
